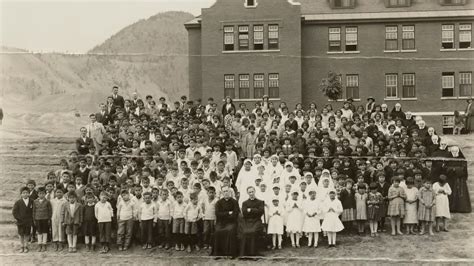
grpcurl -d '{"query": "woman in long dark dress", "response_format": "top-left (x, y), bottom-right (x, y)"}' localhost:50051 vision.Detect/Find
top-left (212, 187), bottom-right (240, 257)
top-left (446, 146), bottom-right (471, 213)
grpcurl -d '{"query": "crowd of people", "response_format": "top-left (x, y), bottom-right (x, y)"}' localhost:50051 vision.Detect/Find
top-left (13, 86), bottom-right (471, 257)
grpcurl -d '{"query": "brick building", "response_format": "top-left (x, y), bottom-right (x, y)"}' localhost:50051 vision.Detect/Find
top-left (185, 0), bottom-right (474, 132)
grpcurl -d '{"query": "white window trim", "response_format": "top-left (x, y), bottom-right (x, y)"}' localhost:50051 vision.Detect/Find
top-left (244, 0), bottom-right (258, 8)
top-left (222, 49), bottom-right (280, 54)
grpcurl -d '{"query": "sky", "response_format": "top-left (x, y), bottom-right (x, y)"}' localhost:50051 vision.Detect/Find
top-left (0, 0), bottom-right (215, 53)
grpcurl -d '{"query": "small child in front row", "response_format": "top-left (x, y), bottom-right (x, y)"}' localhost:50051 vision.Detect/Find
top-left (267, 198), bottom-right (284, 249)
top-left (339, 179), bottom-right (356, 232)
top-left (321, 191), bottom-right (344, 247)
top-left (387, 177), bottom-right (406, 236)
top-left (403, 177), bottom-right (419, 235)
top-left (367, 183), bottom-right (383, 237)
top-left (355, 185), bottom-right (367, 235)
top-left (202, 186), bottom-right (218, 250)
top-left (12, 187), bottom-right (34, 253)
top-left (433, 174), bottom-right (451, 232)
top-left (302, 190), bottom-right (321, 248)
top-left (83, 193), bottom-right (98, 251)
top-left (418, 180), bottom-right (436, 235)
top-left (285, 191), bottom-right (303, 248)
top-left (32, 187), bottom-right (52, 252)
top-left (172, 191), bottom-right (186, 251)
top-left (61, 191), bottom-right (83, 253)
top-left (138, 192), bottom-right (157, 249)
top-left (156, 189), bottom-right (172, 249)
top-left (95, 191), bottom-right (114, 253)
top-left (51, 188), bottom-right (67, 251)
top-left (184, 192), bottom-right (202, 253)
top-left (117, 190), bottom-right (135, 251)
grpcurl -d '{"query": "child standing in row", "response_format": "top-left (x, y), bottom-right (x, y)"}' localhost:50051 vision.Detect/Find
top-left (184, 193), bottom-right (202, 253)
top-left (61, 191), bottom-right (83, 252)
top-left (418, 180), bottom-right (436, 235)
top-left (403, 178), bottom-right (419, 235)
top-left (172, 191), bottom-right (186, 251)
top-left (340, 179), bottom-right (356, 231)
top-left (302, 190), bottom-right (321, 248)
top-left (433, 174), bottom-right (451, 232)
top-left (202, 187), bottom-right (217, 250)
top-left (355, 185), bottom-right (367, 234)
top-left (32, 187), bottom-right (52, 251)
top-left (267, 198), bottom-right (284, 249)
top-left (12, 187), bottom-right (34, 253)
top-left (50, 189), bottom-right (66, 251)
top-left (387, 177), bottom-right (406, 236)
top-left (117, 190), bottom-right (135, 251)
top-left (321, 191), bottom-right (344, 247)
top-left (138, 192), bottom-right (157, 249)
top-left (286, 191), bottom-right (303, 248)
top-left (95, 191), bottom-right (114, 253)
top-left (367, 183), bottom-right (383, 237)
top-left (83, 193), bottom-right (98, 251)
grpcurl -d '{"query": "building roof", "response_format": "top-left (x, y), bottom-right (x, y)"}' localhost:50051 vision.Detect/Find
top-left (185, 0), bottom-right (474, 25)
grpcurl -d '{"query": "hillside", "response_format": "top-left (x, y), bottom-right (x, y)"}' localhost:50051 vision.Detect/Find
top-left (0, 11), bottom-right (192, 131)
top-left (89, 11), bottom-right (194, 55)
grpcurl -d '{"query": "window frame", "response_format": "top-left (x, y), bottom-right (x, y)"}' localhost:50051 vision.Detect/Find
top-left (268, 24), bottom-right (279, 50)
top-left (440, 0), bottom-right (466, 6)
top-left (253, 25), bottom-right (264, 50)
top-left (239, 74), bottom-right (250, 99)
top-left (385, 74), bottom-right (398, 98)
top-left (442, 24), bottom-right (455, 49)
top-left (331, 0), bottom-right (356, 9)
top-left (329, 27), bottom-right (342, 52)
top-left (346, 74), bottom-right (360, 100)
top-left (442, 72), bottom-right (455, 97)
top-left (253, 73), bottom-right (265, 99)
top-left (224, 74), bottom-right (235, 98)
top-left (385, 25), bottom-right (398, 51)
top-left (386, 0), bottom-right (411, 7)
top-left (402, 25), bottom-right (415, 50)
top-left (223, 26), bottom-right (235, 51)
top-left (459, 24), bottom-right (472, 49)
top-left (402, 73), bottom-right (416, 98)
top-left (459, 72), bottom-right (472, 97)
top-left (238, 25), bottom-right (249, 51)
top-left (268, 73), bottom-right (280, 98)
top-left (345, 26), bottom-right (358, 51)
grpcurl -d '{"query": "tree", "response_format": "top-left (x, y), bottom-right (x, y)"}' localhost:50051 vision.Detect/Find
top-left (320, 71), bottom-right (343, 101)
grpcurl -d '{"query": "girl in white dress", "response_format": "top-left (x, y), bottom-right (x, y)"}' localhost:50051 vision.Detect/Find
top-left (403, 178), bottom-right (419, 234)
top-left (321, 190), bottom-right (344, 247)
top-left (285, 191), bottom-right (304, 248)
top-left (302, 190), bottom-right (321, 248)
top-left (433, 174), bottom-right (452, 232)
top-left (267, 198), bottom-right (284, 249)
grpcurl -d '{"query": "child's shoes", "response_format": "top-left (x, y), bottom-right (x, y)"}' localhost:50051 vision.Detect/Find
top-left (175, 244), bottom-right (180, 251)
top-left (186, 245), bottom-right (192, 253)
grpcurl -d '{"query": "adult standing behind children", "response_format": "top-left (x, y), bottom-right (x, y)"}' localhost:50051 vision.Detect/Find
top-left (212, 187), bottom-right (239, 257)
top-left (239, 186), bottom-right (264, 257)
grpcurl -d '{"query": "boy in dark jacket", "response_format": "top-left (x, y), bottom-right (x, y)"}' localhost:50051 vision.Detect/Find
top-left (12, 187), bottom-right (33, 253)
top-left (32, 187), bottom-right (52, 251)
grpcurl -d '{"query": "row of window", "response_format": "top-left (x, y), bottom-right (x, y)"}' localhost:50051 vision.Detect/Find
top-left (442, 72), bottom-right (473, 97)
top-left (224, 24), bottom-right (279, 51)
top-left (244, 0), bottom-right (466, 9)
top-left (224, 73), bottom-right (279, 99)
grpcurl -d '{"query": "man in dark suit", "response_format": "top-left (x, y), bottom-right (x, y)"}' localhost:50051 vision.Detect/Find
top-left (76, 127), bottom-right (94, 155)
top-left (111, 86), bottom-right (125, 109)
top-left (95, 103), bottom-right (110, 125)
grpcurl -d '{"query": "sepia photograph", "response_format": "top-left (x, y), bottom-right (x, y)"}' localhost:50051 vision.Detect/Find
top-left (0, 0), bottom-right (473, 265)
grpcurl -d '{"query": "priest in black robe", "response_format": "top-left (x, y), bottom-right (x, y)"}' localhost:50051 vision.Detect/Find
top-left (212, 186), bottom-right (239, 257)
top-left (239, 186), bottom-right (264, 257)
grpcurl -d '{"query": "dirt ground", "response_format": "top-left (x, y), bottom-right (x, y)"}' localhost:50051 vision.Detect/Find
top-left (0, 125), bottom-right (473, 265)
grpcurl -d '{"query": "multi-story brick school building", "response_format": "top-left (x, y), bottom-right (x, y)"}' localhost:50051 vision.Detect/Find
top-left (185, 0), bottom-right (474, 132)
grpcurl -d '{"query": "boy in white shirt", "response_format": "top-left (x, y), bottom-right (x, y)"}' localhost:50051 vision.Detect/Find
top-left (137, 192), bottom-right (157, 249)
top-left (156, 189), bottom-right (172, 249)
top-left (116, 190), bottom-right (135, 251)
top-left (201, 187), bottom-right (217, 249)
top-left (171, 191), bottom-right (186, 251)
top-left (94, 192), bottom-right (114, 253)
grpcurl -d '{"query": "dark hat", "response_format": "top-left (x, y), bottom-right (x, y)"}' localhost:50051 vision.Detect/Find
top-left (367, 96), bottom-right (375, 101)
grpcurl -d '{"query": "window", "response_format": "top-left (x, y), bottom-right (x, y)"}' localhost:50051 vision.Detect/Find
top-left (459, 24), bottom-right (472, 49)
top-left (346, 74), bottom-right (359, 99)
top-left (386, 0), bottom-right (411, 7)
top-left (224, 75), bottom-right (235, 98)
top-left (239, 74), bottom-right (250, 99)
top-left (223, 26), bottom-right (234, 51)
top-left (440, 0), bottom-right (466, 5)
top-left (253, 74), bottom-right (265, 98)
top-left (238, 26), bottom-right (249, 50)
top-left (268, 25), bottom-right (279, 50)
top-left (442, 24), bottom-right (454, 49)
top-left (442, 116), bottom-right (455, 128)
top-left (385, 74), bottom-right (398, 98)
top-left (402, 73), bottom-right (416, 98)
top-left (442, 72), bottom-right (455, 97)
top-left (329, 27), bottom-right (341, 51)
top-left (345, 27), bottom-right (358, 51)
top-left (268, 74), bottom-right (279, 98)
top-left (385, 26), bottom-right (398, 50)
top-left (460, 72), bottom-right (472, 97)
top-left (331, 0), bottom-right (356, 8)
top-left (253, 25), bottom-right (264, 50)
top-left (402, 25), bottom-right (415, 50)
top-left (245, 0), bottom-right (256, 7)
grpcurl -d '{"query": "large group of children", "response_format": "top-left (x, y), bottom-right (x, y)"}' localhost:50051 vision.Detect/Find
top-left (12, 87), bottom-right (470, 255)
